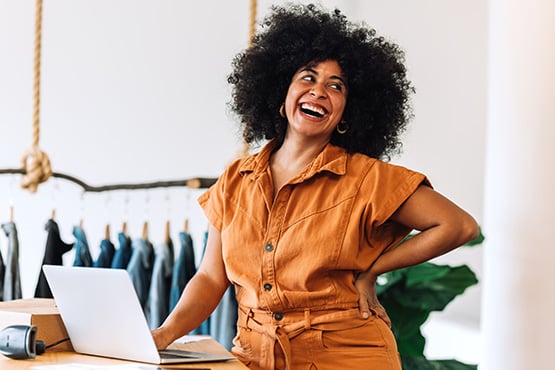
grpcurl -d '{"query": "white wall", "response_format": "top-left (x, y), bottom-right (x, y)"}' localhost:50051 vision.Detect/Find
top-left (1, 0), bottom-right (251, 296)
top-left (0, 0), bottom-right (486, 364)
top-left (482, 0), bottom-right (555, 368)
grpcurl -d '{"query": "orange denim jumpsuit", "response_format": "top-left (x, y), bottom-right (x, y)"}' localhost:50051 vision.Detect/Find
top-left (199, 141), bottom-right (428, 370)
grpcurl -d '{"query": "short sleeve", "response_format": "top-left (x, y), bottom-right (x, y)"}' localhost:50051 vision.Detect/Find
top-left (197, 158), bottom-right (245, 232)
top-left (198, 186), bottom-right (222, 231)
top-left (197, 169), bottom-right (229, 232)
top-left (363, 161), bottom-right (431, 252)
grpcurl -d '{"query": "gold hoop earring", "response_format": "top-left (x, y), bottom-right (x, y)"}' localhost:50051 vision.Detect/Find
top-left (336, 120), bottom-right (348, 134)
top-left (279, 103), bottom-right (286, 118)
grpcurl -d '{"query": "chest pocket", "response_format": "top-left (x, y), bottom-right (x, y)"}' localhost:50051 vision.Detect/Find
top-left (275, 192), bottom-right (355, 279)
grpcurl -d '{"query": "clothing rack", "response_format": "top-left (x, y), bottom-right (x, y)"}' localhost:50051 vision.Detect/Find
top-left (0, 168), bottom-right (217, 192)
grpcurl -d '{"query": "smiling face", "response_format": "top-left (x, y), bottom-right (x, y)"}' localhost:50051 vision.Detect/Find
top-left (283, 59), bottom-right (348, 143)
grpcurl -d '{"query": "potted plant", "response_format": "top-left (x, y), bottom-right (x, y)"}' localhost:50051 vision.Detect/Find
top-left (377, 231), bottom-right (485, 370)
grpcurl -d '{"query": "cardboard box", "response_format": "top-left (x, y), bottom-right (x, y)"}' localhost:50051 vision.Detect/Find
top-left (0, 298), bottom-right (73, 352)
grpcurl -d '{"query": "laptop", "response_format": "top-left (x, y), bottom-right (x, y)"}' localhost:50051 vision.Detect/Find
top-left (42, 264), bottom-right (235, 364)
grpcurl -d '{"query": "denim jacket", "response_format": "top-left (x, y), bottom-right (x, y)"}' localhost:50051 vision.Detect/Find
top-left (72, 226), bottom-right (93, 267)
top-left (94, 238), bottom-right (115, 268)
top-left (127, 238), bottom-right (154, 314)
top-left (169, 231), bottom-right (196, 310)
top-left (148, 238), bottom-right (174, 329)
top-left (111, 232), bottom-right (132, 269)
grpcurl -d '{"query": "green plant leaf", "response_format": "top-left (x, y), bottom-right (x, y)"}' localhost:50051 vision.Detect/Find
top-left (386, 301), bottom-right (430, 337)
top-left (388, 264), bottom-right (478, 312)
top-left (409, 265), bottom-right (479, 296)
top-left (401, 356), bottom-right (477, 370)
top-left (400, 355), bottom-right (437, 370)
top-left (376, 269), bottom-right (405, 295)
top-left (405, 263), bottom-right (451, 287)
top-left (379, 298), bottom-right (429, 356)
top-left (427, 359), bottom-right (478, 370)
top-left (396, 327), bottom-right (427, 357)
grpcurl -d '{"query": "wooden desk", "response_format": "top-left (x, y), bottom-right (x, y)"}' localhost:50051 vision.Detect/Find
top-left (0, 337), bottom-right (248, 369)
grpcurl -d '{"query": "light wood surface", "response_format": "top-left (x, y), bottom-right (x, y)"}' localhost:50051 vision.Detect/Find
top-left (0, 337), bottom-right (248, 369)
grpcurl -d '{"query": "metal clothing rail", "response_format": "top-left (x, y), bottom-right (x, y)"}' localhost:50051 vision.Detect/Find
top-left (0, 168), bottom-right (217, 192)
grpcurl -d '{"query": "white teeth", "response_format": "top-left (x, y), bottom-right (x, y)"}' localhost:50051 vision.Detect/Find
top-left (300, 103), bottom-right (326, 116)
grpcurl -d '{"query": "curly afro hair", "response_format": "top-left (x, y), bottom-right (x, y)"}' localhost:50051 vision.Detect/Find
top-left (227, 3), bottom-right (414, 160)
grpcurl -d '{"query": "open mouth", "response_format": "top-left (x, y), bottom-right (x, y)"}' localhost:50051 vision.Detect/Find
top-left (300, 102), bottom-right (327, 118)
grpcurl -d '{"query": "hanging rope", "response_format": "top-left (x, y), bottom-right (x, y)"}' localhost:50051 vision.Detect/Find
top-left (248, 0), bottom-right (257, 48)
top-left (20, 0), bottom-right (52, 193)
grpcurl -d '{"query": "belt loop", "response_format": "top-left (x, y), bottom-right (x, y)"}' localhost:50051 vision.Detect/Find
top-left (245, 308), bottom-right (254, 331)
top-left (303, 308), bottom-right (311, 330)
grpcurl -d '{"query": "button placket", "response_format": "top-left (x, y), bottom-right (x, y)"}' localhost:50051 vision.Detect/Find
top-left (260, 187), bottom-right (290, 307)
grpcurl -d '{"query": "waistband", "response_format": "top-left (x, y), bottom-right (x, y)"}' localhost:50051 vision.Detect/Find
top-left (237, 305), bottom-right (371, 370)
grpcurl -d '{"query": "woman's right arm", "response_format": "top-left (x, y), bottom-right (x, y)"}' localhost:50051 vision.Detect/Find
top-left (151, 223), bottom-right (229, 349)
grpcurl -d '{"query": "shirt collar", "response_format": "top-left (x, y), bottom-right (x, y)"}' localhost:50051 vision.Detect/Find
top-left (238, 140), bottom-right (348, 181)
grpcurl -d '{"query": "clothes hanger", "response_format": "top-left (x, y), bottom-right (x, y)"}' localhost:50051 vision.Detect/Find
top-left (141, 221), bottom-right (148, 240)
top-left (121, 221), bottom-right (127, 236)
top-left (164, 220), bottom-right (170, 245)
top-left (9, 205), bottom-right (14, 222)
top-left (183, 219), bottom-right (189, 233)
top-left (105, 224), bottom-right (111, 241)
top-left (50, 209), bottom-right (56, 220)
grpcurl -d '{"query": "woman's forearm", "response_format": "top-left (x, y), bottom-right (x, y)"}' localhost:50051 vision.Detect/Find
top-left (369, 217), bottom-right (478, 278)
top-left (152, 223), bottom-right (229, 349)
top-left (158, 270), bottom-right (229, 343)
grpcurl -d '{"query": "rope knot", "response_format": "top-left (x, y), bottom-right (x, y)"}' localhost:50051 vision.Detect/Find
top-left (20, 146), bottom-right (52, 192)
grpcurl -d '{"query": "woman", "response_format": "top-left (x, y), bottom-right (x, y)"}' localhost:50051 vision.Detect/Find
top-left (152, 4), bottom-right (479, 369)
